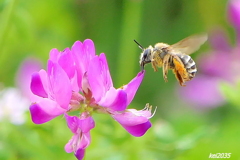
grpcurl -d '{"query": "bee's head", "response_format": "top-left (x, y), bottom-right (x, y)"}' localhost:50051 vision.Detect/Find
top-left (134, 40), bottom-right (152, 70)
top-left (140, 48), bottom-right (152, 70)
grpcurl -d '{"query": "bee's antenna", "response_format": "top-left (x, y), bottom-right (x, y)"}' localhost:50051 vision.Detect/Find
top-left (134, 39), bottom-right (144, 50)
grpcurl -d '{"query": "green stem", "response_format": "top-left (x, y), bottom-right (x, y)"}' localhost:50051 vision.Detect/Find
top-left (116, 0), bottom-right (144, 87)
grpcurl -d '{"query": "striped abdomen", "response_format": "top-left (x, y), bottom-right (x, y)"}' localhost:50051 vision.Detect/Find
top-left (178, 54), bottom-right (197, 79)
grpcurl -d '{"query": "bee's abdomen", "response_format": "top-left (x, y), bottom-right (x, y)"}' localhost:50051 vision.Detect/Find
top-left (178, 54), bottom-right (197, 78)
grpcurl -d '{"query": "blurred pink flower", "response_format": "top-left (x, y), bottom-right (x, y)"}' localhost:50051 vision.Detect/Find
top-left (16, 58), bottom-right (43, 102)
top-left (0, 58), bottom-right (42, 125)
top-left (178, 0), bottom-right (240, 109)
top-left (29, 39), bottom-right (154, 159)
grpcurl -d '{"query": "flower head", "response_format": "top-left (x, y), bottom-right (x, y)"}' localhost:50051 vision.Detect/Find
top-left (178, 0), bottom-right (240, 109)
top-left (64, 113), bottom-right (95, 159)
top-left (30, 39), bottom-right (155, 159)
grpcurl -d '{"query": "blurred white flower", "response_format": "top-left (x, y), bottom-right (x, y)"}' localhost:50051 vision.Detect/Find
top-left (0, 88), bottom-right (29, 125)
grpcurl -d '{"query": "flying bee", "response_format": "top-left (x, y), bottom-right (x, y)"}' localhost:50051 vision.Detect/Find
top-left (134, 34), bottom-right (208, 86)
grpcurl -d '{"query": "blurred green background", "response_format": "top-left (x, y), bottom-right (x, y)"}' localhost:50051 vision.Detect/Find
top-left (1, 0), bottom-right (240, 160)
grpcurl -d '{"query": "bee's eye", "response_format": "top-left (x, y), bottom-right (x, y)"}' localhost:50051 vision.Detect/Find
top-left (143, 52), bottom-right (148, 59)
top-left (143, 49), bottom-right (150, 59)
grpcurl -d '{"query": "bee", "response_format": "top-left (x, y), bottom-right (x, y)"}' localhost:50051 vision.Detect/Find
top-left (134, 34), bottom-right (208, 86)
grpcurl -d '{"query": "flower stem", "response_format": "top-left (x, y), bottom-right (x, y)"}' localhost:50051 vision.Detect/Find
top-left (116, 0), bottom-right (144, 87)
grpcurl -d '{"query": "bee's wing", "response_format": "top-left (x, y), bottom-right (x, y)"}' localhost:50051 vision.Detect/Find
top-left (171, 33), bottom-right (208, 55)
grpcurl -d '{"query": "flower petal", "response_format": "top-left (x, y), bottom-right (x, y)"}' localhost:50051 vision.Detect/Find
top-left (65, 114), bottom-right (95, 134)
top-left (87, 55), bottom-right (112, 102)
top-left (98, 87), bottom-right (127, 111)
top-left (70, 72), bottom-right (80, 92)
top-left (72, 41), bottom-right (84, 88)
top-left (75, 149), bottom-right (85, 160)
top-left (112, 109), bottom-right (152, 137)
top-left (30, 70), bottom-right (48, 98)
top-left (65, 133), bottom-right (90, 156)
top-left (65, 133), bottom-right (91, 153)
top-left (83, 39), bottom-right (96, 60)
top-left (122, 121), bottom-right (151, 137)
top-left (79, 115), bottom-right (95, 133)
top-left (99, 53), bottom-right (113, 88)
top-left (78, 132), bottom-right (91, 149)
top-left (65, 134), bottom-right (78, 153)
top-left (58, 48), bottom-right (75, 79)
top-left (65, 114), bottom-right (79, 134)
top-left (30, 98), bottom-right (66, 124)
top-left (72, 40), bottom-right (96, 89)
top-left (49, 48), bottom-right (59, 62)
top-left (47, 61), bottom-right (72, 109)
top-left (122, 71), bottom-right (145, 105)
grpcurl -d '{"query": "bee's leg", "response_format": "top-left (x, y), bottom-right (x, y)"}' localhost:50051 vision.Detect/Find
top-left (151, 59), bottom-right (158, 72)
top-left (172, 55), bottom-right (186, 86)
top-left (172, 68), bottom-right (184, 86)
top-left (162, 54), bottom-right (170, 82)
